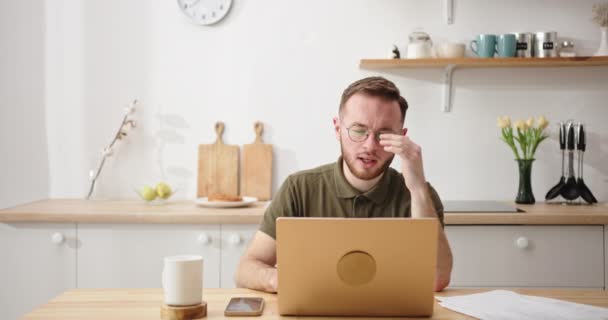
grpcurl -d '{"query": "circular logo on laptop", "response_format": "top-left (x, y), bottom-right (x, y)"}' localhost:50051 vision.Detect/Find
top-left (337, 250), bottom-right (376, 286)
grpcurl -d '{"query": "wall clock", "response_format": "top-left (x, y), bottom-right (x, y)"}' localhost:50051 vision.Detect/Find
top-left (177, 0), bottom-right (232, 26)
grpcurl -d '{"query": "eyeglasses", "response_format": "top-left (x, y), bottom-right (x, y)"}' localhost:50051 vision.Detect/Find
top-left (344, 124), bottom-right (399, 143)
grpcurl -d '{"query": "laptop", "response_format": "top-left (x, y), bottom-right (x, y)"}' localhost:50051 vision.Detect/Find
top-left (276, 217), bottom-right (438, 317)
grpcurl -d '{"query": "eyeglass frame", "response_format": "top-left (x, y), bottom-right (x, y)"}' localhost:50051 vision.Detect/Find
top-left (342, 122), bottom-right (403, 143)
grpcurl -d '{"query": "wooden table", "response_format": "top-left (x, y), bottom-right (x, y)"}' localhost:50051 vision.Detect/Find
top-left (21, 288), bottom-right (608, 319)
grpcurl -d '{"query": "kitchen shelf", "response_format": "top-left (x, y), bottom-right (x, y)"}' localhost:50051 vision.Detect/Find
top-left (359, 56), bottom-right (608, 112)
top-left (360, 56), bottom-right (608, 69)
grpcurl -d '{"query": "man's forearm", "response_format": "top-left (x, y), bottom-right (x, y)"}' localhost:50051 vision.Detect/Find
top-left (234, 258), bottom-right (277, 293)
top-left (410, 188), bottom-right (437, 219)
top-left (410, 188), bottom-right (454, 292)
top-left (434, 227), bottom-right (453, 291)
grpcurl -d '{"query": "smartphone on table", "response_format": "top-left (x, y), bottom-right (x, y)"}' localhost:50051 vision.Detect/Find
top-left (224, 297), bottom-right (265, 316)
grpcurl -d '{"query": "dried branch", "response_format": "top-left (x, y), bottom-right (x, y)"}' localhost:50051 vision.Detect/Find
top-left (592, 2), bottom-right (608, 27)
top-left (85, 100), bottom-right (138, 199)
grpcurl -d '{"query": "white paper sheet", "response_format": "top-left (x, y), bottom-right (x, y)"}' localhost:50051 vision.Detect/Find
top-left (436, 290), bottom-right (608, 320)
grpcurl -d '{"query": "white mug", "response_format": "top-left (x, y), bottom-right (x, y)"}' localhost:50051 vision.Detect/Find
top-left (162, 255), bottom-right (203, 306)
top-left (437, 43), bottom-right (466, 58)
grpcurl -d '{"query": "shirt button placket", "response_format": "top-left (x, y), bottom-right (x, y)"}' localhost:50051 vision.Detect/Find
top-left (353, 196), bottom-right (367, 218)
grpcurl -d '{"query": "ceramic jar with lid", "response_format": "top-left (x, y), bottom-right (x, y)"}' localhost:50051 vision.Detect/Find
top-left (407, 31), bottom-right (434, 59)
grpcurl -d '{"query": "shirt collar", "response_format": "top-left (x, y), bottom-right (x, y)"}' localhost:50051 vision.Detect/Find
top-left (333, 156), bottom-right (392, 204)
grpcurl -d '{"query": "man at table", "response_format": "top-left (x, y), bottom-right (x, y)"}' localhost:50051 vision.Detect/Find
top-left (234, 76), bottom-right (453, 293)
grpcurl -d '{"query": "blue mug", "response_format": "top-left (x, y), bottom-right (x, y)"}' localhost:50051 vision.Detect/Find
top-left (496, 34), bottom-right (517, 57)
top-left (470, 34), bottom-right (497, 58)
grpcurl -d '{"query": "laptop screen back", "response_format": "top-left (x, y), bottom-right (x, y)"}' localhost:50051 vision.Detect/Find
top-left (276, 217), bottom-right (438, 316)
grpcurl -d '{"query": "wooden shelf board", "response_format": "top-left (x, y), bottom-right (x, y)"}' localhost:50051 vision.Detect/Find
top-left (360, 56), bottom-right (608, 69)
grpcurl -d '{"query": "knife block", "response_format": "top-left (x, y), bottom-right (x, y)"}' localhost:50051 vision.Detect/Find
top-left (161, 302), bottom-right (207, 320)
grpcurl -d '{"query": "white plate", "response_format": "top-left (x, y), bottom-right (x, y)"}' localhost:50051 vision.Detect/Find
top-left (195, 196), bottom-right (258, 208)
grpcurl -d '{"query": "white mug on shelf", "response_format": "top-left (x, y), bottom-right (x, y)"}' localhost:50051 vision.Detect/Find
top-left (162, 255), bottom-right (203, 306)
top-left (437, 43), bottom-right (466, 58)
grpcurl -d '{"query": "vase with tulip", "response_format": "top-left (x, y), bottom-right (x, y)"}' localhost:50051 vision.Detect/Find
top-left (497, 116), bottom-right (549, 204)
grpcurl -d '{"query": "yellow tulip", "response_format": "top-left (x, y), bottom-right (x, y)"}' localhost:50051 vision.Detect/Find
top-left (537, 115), bottom-right (549, 129)
top-left (499, 115), bottom-right (548, 160)
top-left (496, 117), bottom-right (508, 129)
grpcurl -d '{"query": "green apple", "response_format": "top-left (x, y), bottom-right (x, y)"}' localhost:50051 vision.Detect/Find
top-left (156, 182), bottom-right (172, 200)
top-left (140, 185), bottom-right (157, 201)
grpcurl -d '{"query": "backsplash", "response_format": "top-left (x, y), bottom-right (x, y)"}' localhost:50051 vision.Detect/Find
top-left (2, 0), bottom-right (607, 207)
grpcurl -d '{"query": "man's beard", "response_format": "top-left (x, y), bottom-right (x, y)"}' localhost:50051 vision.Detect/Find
top-left (340, 139), bottom-right (394, 180)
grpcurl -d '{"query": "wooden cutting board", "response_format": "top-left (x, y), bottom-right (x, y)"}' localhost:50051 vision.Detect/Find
top-left (197, 122), bottom-right (239, 198)
top-left (241, 122), bottom-right (273, 200)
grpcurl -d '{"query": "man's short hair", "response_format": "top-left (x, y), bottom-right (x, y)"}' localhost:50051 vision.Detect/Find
top-left (339, 76), bottom-right (408, 123)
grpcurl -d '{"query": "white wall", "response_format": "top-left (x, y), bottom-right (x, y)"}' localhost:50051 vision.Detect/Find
top-left (0, 1), bottom-right (49, 208)
top-left (40, 0), bottom-right (608, 202)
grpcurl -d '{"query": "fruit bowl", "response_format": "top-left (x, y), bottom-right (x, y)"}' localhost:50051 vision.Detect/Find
top-left (135, 182), bottom-right (177, 205)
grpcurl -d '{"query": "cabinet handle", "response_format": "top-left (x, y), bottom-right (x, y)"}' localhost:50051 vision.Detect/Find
top-left (51, 232), bottom-right (65, 245)
top-left (228, 233), bottom-right (242, 246)
top-left (515, 236), bottom-right (529, 249)
top-left (198, 233), bottom-right (211, 245)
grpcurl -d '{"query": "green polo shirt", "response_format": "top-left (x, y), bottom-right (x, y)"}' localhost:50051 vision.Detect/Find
top-left (259, 157), bottom-right (444, 239)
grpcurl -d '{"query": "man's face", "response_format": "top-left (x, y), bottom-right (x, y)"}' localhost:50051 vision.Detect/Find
top-left (334, 93), bottom-right (404, 180)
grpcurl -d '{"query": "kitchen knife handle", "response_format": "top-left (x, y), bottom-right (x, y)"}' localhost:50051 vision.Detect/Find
top-left (558, 122), bottom-right (566, 150)
top-left (577, 124), bottom-right (586, 152)
top-left (566, 123), bottom-right (575, 151)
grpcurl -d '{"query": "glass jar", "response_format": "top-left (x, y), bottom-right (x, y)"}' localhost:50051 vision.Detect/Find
top-left (407, 31), bottom-right (434, 59)
top-left (559, 41), bottom-right (576, 57)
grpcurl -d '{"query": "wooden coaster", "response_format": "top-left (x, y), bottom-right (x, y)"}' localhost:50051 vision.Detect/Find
top-left (161, 302), bottom-right (207, 320)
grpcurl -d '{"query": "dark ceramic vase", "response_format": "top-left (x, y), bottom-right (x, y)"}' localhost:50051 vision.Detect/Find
top-left (515, 159), bottom-right (535, 204)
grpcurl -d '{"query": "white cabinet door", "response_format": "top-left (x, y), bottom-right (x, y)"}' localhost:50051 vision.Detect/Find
top-left (0, 223), bottom-right (76, 320)
top-left (220, 224), bottom-right (258, 288)
top-left (77, 224), bottom-right (221, 288)
top-left (446, 225), bottom-right (604, 288)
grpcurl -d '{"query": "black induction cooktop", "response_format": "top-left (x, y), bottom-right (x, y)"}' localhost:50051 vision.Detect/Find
top-left (442, 200), bottom-right (523, 213)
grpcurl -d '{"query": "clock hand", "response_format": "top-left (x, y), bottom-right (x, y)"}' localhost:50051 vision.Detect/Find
top-left (183, 0), bottom-right (200, 9)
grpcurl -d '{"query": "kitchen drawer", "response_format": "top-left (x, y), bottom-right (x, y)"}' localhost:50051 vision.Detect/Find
top-left (77, 224), bottom-right (221, 288)
top-left (0, 223), bottom-right (76, 320)
top-left (446, 225), bottom-right (604, 288)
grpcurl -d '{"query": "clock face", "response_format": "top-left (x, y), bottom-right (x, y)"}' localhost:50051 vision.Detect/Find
top-left (177, 0), bottom-right (233, 26)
